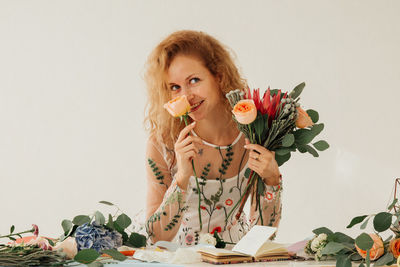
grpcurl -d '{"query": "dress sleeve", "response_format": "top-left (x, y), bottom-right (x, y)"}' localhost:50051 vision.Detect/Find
top-left (249, 175), bottom-right (282, 234)
top-left (145, 137), bottom-right (188, 243)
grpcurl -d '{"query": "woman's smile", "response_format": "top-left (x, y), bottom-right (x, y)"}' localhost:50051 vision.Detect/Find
top-left (190, 100), bottom-right (205, 112)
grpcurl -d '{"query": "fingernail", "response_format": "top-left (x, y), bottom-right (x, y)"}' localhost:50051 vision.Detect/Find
top-left (191, 121), bottom-right (196, 125)
top-left (244, 145), bottom-right (248, 148)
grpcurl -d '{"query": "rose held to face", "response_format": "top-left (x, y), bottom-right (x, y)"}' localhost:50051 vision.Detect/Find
top-left (232, 99), bottom-right (257, 125)
top-left (163, 95), bottom-right (191, 117)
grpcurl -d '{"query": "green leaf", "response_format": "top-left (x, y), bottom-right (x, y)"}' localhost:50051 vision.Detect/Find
top-left (275, 147), bottom-right (291, 156)
top-left (373, 212), bottom-right (392, 232)
top-left (282, 134), bottom-right (295, 147)
top-left (244, 168), bottom-right (251, 178)
top-left (10, 225), bottom-right (14, 234)
top-left (100, 249), bottom-right (127, 261)
top-left (275, 152), bottom-right (291, 166)
top-left (294, 129), bottom-right (315, 145)
top-left (336, 255), bottom-right (351, 267)
top-left (128, 232), bottom-right (147, 248)
top-left (297, 144), bottom-right (307, 153)
top-left (289, 82), bottom-right (305, 99)
top-left (306, 109), bottom-right (319, 123)
top-left (72, 215), bottom-right (91, 226)
top-left (388, 198), bottom-right (398, 210)
top-left (99, 201), bottom-right (114, 206)
top-left (94, 211), bottom-right (106, 225)
top-left (74, 249), bottom-right (100, 264)
top-left (321, 242), bottom-right (346, 255)
top-left (331, 232), bottom-right (354, 243)
top-left (360, 217), bottom-right (370, 230)
top-left (45, 238), bottom-right (55, 246)
top-left (115, 214), bottom-right (132, 229)
top-left (9, 236), bottom-right (16, 241)
top-left (346, 215), bottom-right (368, 228)
top-left (305, 145), bottom-right (319, 157)
top-left (254, 116), bottom-right (264, 138)
top-left (313, 227), bottom-right (333, 235)
top-left (359, 263), bottom-right (365, 267)
top-left (62, 219), bottom-right (73, 234)
top-left (310, 123), bottom-right (324, 136)
top-left (351, 253), bottom-right (363, 261)
top-left (355, 233), bottom-right (374, 250)
top-left (257, 177), bottom-right (265, 196)
top-left (374, 252), bottom-right (394, 266)
top-left (313, 140), bottom-right (330, 151)
top-left (106, 214), bottom-right (114, 229)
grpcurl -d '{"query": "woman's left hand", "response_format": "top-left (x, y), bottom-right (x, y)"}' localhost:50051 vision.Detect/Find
top-left (244, 138), bottom-right (280, 186)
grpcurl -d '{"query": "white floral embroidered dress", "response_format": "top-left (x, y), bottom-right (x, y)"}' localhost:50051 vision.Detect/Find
top-left (145, 131), bottom-right (282, 246)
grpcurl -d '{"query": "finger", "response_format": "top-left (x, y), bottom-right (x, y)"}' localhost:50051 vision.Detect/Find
top-left (185, 151), bottom-right (197, 161)
top-left (181, 143), bottom-right (199, 154)
top-left (244, 143), bottom-right (268, 154)
top-left (177, 121), bottom-right (196, 142)
top-left (249, 151), bottom-right (261, 160)
top-left (245, 138), bottom-right (250, 145)
top-left (178, 135), bottom-right (203, 148)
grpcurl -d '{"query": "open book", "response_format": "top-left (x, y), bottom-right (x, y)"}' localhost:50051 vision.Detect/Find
top-left (197, 226), bottom-right (291, 264)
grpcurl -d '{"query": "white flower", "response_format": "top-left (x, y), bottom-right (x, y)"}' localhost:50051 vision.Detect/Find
top-left (199, 233), bottom-right (217, 246)
top-left (310, 233), bottom-right (327, 252)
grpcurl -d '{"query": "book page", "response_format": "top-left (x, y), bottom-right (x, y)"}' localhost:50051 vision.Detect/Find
top-left (232, 225), bottom-right (277, 256)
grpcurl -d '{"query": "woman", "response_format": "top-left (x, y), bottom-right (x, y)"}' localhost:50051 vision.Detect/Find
top-left (144, 30), bottom-right (282, 246)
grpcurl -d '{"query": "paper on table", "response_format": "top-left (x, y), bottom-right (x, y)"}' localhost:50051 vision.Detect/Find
top-left (232, 225), bottom-right (277, 256)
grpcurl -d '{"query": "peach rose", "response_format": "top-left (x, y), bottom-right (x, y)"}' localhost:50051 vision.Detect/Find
top-left (163, 95), bottom-right (191, 117)
top-left (232, 99), bottom-right (257, 125)
top-left (53, 237), bottom-right (78, 259)
top-left (390, 238), bottom-right (400, 259)
top-left (295, 107), bottom-right (313, 128)
top-left (355, 233), bottom-right (384, 261)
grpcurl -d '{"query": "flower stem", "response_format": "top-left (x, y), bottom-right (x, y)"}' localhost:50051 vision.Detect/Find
top-left (183, 115), bottom-right (203, 231)
top-left (0, 229), bottom-right (34, 239)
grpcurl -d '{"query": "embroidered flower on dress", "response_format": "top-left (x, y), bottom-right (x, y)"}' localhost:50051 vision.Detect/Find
top-left (185, 234), bottom-right (194, 245)
top-left (265, 192), bottom-right (274, 201)
top-left (200, 206), bottom-right (207, 210)
top-left (225, 199), bottom-right (233, 206)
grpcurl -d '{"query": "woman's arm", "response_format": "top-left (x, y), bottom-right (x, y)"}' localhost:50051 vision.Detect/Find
top-left (145, 137), bottom-right (188, 243)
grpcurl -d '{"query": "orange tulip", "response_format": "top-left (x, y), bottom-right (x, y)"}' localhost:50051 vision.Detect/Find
top-left (390, 238), bottom-right (400, 259)
top-left (295, 107), bottom-right (313, 128)
top-left (232, 99), bottom-right (257, 125)
top-left (355, 234), bottom-right (384, 261)
top-left (163, 95), bottom-right (191, 117)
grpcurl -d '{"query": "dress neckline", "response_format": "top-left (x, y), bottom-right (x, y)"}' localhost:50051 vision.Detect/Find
top-left (190, 130), bottom-right (243, 149)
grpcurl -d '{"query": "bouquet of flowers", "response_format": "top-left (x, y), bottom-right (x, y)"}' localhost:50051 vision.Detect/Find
top-left (305, 178), bottom-right (400, 267)
top-left (225, 82), bottom-right (329, 222)
top-left (0, 201), bottom-right (147, 265)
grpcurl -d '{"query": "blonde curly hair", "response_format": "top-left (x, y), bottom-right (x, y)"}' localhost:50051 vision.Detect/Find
top-left (144, 30), bottom-right (247, 148)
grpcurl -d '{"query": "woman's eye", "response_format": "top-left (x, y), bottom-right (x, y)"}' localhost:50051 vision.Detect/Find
top-left (189, 77), bottom-right (200, 84)
top-left (170, 84), bottom-right (180, 91)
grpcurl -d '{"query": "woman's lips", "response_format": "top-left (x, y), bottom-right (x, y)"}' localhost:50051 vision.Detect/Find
top-left (191, 100), bottom-right (204, 112)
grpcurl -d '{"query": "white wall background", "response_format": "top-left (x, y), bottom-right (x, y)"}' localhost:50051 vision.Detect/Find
top-left (0, 0), bottom-right (399, 243)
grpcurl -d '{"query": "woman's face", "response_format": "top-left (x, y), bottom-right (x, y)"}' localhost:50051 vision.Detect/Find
top-left (166, 54), bottom-right (223, 121)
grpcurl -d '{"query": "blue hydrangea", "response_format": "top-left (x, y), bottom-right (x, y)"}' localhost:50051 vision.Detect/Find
top-left (75, 222), bottom-right (123, 252)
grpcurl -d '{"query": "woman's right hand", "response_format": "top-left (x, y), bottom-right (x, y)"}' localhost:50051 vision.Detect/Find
top-left (174, 121), bottom-right (203, 190)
